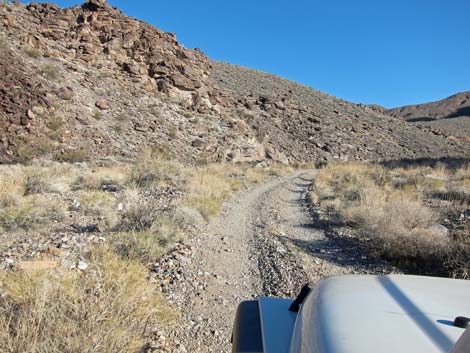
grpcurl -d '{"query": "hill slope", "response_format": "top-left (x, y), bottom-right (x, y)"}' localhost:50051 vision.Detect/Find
top-left (211, 62), bottom-right (468, 160)
top-left (387, 92), bottom-right (470, 142)
top-left (0, 0), bottom-right (468, 164)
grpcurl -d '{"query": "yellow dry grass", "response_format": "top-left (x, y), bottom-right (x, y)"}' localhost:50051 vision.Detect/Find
top-left (313, 162), bottom-right (451, 261)
top-left (0, 247), bottom-right (175, 353)
top-left (75, 164), bottom-right (129, 190)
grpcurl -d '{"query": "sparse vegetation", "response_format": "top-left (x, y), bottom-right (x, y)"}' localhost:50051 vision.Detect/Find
top-left (0, 153), bottom-right (294, 351)
top-left (46, 116), bottom-right (64, 131)
top-left (183, 164), bottom-right (242, 219)
top-left (57, 148), bottom-right (89, 163)
top-left (0, 35), bottom-right (6, 49)
top-left (0, 195), bottom-right (65, 232)
top-left (112, 123), bottom-right (123, 133)
top-left (16, 137), bottom-right (54, 162)
top-left (0, 247), bottom-right (175, 353)
top-left (74, 164), bottom-right (129, 190)
top-left (311, 161), bottom-right (470, 277)
top-left (109, 230), bottom-right (170, 263)
top-left (93, 110), bottom-right (103, 120)
top-left (41, 64), bottom-right (59, 80)
top-left (129, 148), bottom-right (185, 188)
top-left (79, 190), bottom-right (116, 216)
top-left (118, 189), bottom-right (159, 231)
top-left (24, 47), bottom-right (41, 58)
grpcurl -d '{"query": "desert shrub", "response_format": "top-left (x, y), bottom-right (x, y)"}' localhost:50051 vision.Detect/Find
top-left (129, 148), bottom-right (185, 188)
top-left (109, 231), bottom-right (168, 263)
top-left (0, 247), bottom-right (174, 353)
top-left (118, 189), bottom-right (159, 231)
top-left (313, 161), bottom-right (451, 273)
top-left (0, 168), bottom-right (25, 201)
top-left (46, 116), bottom-right (64, 131)
top-left (74, 164), bottom-right (129, 190)
top-left (93, 110), bottom-right (103, 120)
top-left (41, 64), bottom-right (59, 80)
top-left (0, 196), bottom-right (65, 232)
top-left (349, 194), bottom-right (446, 261)
top-left (24, 47), bottom-right (41, 58)
top-left (16, 138), bottom-right (54, 162)
top-left (446, 221), bottom-right (470, 279)
top-left (112, 207), bottom-right (187, 263)
top-left (57, 149), bottom-right (89, 163)
top-left (112, 124), bottom-right (122, 133)
top-left (24, 161), bottom-right (74, 194)
top-left (24, 173), bottom-right (52, 195)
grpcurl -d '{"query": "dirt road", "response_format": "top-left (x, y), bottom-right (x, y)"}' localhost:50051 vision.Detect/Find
top-left (165, 171), bottom-right (396, 352)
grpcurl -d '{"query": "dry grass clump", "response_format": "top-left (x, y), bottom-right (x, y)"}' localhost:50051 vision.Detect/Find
top-left (446, 218), bottom-right (470, 279)
top-left (74, 164), bottom-right (129, 190)
top-left (118, 189), bottom-right (159, 231)
top-left (0, 247), bottom-right (174, 353)
top-left (78, 190), bottom-right (118, 229)
top-left (346, 192), bottom-right (446, 260)
top-left (112, 191), bottom-right (192, 263)
top-left (109, 230), bottom-right (169, 263)
top-left (243, 164), bottom-right (294, 184)
top-left (182, 162), bottom-right (294, 219)
top-left (0, 168), bottom-right (26, 206)
top-left (0, 195), bottom-right (65, 232)
top-left (41, 64), bottom-right (59, 81)
top-left (57, 148), bottom-right (89, 163)
top-left (24, 47), bottom-right (41, 58)
top-left (313, 162), bottom-right (454, 272)
top-left (130, 148), bottom-right (185, 188)
top-left (183, 164), bottom-right (242, 219)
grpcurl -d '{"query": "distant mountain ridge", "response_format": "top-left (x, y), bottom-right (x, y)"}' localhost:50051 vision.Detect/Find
top-left (0, 0), bottom-right (468, 164)
top-left (387, 92), bottom-right (470, 143)
top-left (387, 91), bottom-right (470, 122)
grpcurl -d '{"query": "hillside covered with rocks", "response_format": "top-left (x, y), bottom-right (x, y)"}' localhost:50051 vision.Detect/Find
top-left (0, 0), bottom-right (468, 164)
top-left (387, 91), bottom-right (470, 143)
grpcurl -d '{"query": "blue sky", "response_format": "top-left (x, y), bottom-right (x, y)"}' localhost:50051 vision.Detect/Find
top-left (22, 0), bottom-right (470, 108)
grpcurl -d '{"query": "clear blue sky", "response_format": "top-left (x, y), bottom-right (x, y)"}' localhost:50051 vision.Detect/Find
top-left (22, 0), bottom-right (470, 108)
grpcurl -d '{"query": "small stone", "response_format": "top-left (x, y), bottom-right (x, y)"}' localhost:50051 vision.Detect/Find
top-left (95, 99), bottom-right (110, 110)
top-left (77, 260), bottom-right (89, 270)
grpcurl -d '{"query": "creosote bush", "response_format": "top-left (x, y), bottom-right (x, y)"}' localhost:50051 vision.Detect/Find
top-left (0, 247), bottom-right (175, 353)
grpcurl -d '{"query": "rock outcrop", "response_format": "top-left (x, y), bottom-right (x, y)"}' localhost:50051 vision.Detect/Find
top-left (0, 0), bottom-right (468, 164)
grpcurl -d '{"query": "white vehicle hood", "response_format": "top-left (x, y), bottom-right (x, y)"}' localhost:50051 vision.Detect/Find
top-left (289, 275), bottom-right (470, 353)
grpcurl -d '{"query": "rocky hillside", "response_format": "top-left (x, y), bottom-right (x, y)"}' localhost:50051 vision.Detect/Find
top-left (0, 0), bottom-right (468, 164)
top-left (387, 92), bottom-right (470, 143)
top-left (211, 63), bottom-right (470, 161)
